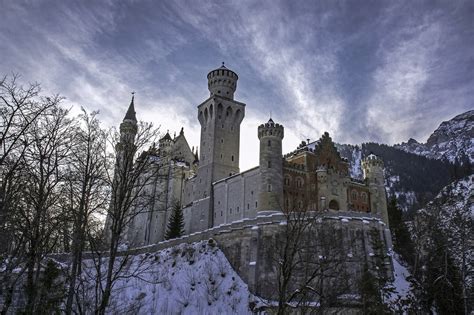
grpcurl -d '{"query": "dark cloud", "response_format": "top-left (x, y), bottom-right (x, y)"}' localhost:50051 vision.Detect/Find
top-left (1, 0), bottom-right (472, 165)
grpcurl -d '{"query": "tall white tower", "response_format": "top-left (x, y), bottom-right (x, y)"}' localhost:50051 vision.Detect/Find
top-left (258, 118), bottom-right (284, 212)
top-left (362, 154), bottom-right (389, 226)
top-left (191, 63), bottom-right (245, 230)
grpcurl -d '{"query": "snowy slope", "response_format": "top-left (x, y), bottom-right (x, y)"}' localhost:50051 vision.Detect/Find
top-left (396, 110), bottom-right (474, 163)
top-left (79, 241), bottom-right (252, 314)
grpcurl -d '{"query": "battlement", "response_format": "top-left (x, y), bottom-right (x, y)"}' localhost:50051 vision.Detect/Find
top-left (258, 119), bottom-right (284, 139)
top-left (362, 154), bottom-right (384, 168)
top-left (207, 63), bottom-right (238, 99)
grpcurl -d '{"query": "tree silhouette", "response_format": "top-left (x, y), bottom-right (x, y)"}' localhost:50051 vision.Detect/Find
top-left (165, 201), bottom-right (185, 240)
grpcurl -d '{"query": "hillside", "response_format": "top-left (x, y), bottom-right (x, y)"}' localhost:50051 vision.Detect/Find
top-left (77, 241), bottom-right (253, 314)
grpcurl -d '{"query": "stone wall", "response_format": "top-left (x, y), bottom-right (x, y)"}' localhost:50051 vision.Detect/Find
top-left (87, 211), bottom-right (393, 303)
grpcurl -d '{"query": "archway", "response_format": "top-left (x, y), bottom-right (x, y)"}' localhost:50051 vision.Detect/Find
top-left (328, 200), bottom-right (339, 210)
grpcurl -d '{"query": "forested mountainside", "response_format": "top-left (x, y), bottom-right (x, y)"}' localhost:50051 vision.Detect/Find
top-left (337, 110), bottom-right (473, 214)
top-left (337, 143), bottom-right (456, 214)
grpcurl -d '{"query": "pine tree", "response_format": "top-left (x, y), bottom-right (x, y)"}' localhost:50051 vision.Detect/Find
top-left (387, 196), bottom-right (415, 265)
top-left (165, 201), bottom-right (185, 240)
top-left (359, 264), bottom-right (388, 314)
top-left (424, 227), bottom-right (464, 314)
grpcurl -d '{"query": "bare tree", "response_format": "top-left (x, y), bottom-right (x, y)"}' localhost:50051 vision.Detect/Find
top-left (268, 209), bottom-right (356, 315)
top-left (0, 74), bottom-right (56, 251)
top-left (21, 105), bottom-right (73, 313)
top-left (96, 121), bottom-right (160, 314)
top-left (0, 75), bottom-right (68, 314)
top-left (63, 108), bottom-right (109, 315)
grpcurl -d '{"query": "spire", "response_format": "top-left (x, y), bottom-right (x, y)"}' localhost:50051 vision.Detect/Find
top-left (180, 127), bottom-right (184, 136)
top-left (124, 92), bottom-right (137, 122)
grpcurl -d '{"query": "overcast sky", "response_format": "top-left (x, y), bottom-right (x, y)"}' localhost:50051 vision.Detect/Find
top-left (1, 0), bottom-right (473, 170)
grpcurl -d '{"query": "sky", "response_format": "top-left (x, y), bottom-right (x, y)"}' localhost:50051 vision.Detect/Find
top-left (1, 0), bottom-right (473, 170)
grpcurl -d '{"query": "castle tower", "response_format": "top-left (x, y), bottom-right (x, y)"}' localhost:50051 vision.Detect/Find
top-left (117, 94), bottom-right (138, 168)
top-left (105, 95), bottom-right (137, 242)
top-left (207, 62), bottom-right (238, 99)
top-left (362, 154), bottom-right (389, 226)
top-left (257, 118), bottom-right (284, 212)
top-left (191, 63), bottom-right (245, 230)
top-left (159, 131), bottom-right (173, 157)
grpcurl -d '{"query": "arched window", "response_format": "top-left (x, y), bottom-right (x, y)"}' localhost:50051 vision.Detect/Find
top-left (351, 190), bottom-right (358, 201)
top-left (268, 160), bottom-right (271, 168)
top-left (296, 177), bottom-right (304, 188)
top-left (268, 140), bottom-right (271, 147)
top-left (226, 106), bottom-right (233, 118)
top-left (361, 192), bottom-right (368, 204)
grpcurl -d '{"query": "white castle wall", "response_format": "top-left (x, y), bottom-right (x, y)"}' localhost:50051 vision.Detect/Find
top-left (213, 166), bottom-right (260, 226)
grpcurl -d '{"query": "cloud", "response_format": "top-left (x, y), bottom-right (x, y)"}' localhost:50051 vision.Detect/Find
top-left (366, 14), bottom-right (442, 143)
top-left (1, 0), bottom-right (472, 168)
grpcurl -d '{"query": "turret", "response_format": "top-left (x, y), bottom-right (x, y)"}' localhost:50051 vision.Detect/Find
top-left (207, 62), bottom-right (238, 100)
top-left (362, 154), bottom-right (389, 226)
top-left (159, 130), bottom-right (173, 156)
top-left (119, 94), bottom-right (137, 145)
top-left (257, 118), bottom-right (284, 212)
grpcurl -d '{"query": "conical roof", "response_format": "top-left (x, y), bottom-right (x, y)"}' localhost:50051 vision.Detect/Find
top-left (124, 95), bottom-right (137, 121)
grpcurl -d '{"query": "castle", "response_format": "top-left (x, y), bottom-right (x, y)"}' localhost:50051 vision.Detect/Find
top-left (112, 63), bottom-right (389, 247)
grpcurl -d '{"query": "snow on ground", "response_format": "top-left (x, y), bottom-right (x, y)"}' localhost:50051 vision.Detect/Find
top-left (80, 240), bottom-right (252, 314)
top-left (391, 256), bottom-right (411, 299)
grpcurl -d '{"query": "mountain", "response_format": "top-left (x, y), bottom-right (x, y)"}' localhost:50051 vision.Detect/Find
top-left (396, 110), bottom-right (474, 163)
top-left (336, 111), bottom-right (473, 213)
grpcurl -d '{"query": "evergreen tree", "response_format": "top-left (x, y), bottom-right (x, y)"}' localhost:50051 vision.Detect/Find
top-left (387, 196), bottom-right (415, 265)
top-left (165, 202), bottom-right (184, 240)
top-left (36, 260), bottom-right (65, 314)
top-left (359, 264), bottom-right (389, 314)
top-left (424, 227), bottom-right (465, 314)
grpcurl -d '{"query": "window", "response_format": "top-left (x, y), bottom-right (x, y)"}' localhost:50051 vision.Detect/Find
top-left (361, 193), bottom-right (368, 204)
top-left (230, 208), bottom-right (232, 214)
top-left (247, 203), bottom-right (249, 210)
top-left (268, 160), bottom-right (271, 168)
top-left (351, 190), bottom-right (358, 201)
top-left (231, 155), bottom-right (234, 162)
top-left (255, 201), bottom-right (258, 208)
top-left (268, 140), bottom-right (271, 147)
top-left (237, 206), bottom-right (239, 212)
top-left (296, 177), bottom-right (303, 188)
top-left (267, 184), bottom-right (272, 192)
